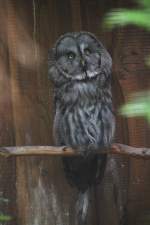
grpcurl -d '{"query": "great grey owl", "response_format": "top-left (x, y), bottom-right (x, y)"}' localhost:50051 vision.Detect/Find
top-left (48, 32), bottom-right (115, 224)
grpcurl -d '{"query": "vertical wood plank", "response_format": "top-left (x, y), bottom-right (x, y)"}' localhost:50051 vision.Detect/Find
top-left (0, 1), bottom-right (17, 224)
top-left (70, 0), bottom-right (82, 31)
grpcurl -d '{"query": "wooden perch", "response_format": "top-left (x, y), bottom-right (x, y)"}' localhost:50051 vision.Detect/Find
top-left (0, 144), bottom-right (150, 159)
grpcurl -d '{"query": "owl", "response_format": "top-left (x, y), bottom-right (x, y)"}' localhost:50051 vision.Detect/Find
top-left (48, 32), bottom-right (115, 224)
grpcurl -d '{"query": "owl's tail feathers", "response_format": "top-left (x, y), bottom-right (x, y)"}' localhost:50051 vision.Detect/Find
top-left (75, 189), bottom-right (89, 225)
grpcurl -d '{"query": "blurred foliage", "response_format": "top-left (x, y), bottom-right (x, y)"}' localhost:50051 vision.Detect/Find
top-left (0, 196), bottom-right (11, 222)
top-left (120, 92), bottom-right (150, 123)
top-left (0, 214), bottom-right (11, 222)
top-left (104, 0), bottom-right (150, 30)
top-left (104, 0), bottom-right (150, 123)
top-left (0, 197), bottom-right (9, 204)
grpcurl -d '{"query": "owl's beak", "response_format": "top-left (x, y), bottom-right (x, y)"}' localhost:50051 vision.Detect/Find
top-left (81, 59), bottom-right (86, 72)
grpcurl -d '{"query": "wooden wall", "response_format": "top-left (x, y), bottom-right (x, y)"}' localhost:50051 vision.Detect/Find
top-left (0, 0), bottom-right (150, 224)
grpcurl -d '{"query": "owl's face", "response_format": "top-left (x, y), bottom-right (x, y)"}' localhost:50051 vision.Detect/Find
top-left (49, 32), bottom-right (112, 84)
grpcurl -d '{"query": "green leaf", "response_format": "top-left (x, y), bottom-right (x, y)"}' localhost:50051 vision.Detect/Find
top-left (137, 0), bottom-right (150, 8)
top-left (0, 214), bottom-right (11, 221)
top-left (103, 0), bottom-right (150, 30)
top-left (104, 9), bottom-right (150, 30)
top-left (120, 92), bottom-right (150, 123)
top-left (145, 55), bottom-right (150, 66)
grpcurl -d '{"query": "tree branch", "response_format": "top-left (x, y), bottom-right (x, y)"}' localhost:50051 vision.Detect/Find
top-left (0, 144), bottom-right (149, 159)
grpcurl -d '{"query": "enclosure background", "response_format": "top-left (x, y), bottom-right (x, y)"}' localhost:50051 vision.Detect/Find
top-left (0, 0), bottom-right (150, 225)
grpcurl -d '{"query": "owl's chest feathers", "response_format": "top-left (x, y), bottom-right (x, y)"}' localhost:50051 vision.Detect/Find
top-left (57, 80), bottom-right (101, 106)
top-left (55, 81), bottom-right (114, 146)
top-left (56, 79), bottom-right (112, 109)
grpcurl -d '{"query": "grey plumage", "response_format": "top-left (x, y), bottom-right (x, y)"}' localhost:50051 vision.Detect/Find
top-left (48, 32), bottom-right (115, 224)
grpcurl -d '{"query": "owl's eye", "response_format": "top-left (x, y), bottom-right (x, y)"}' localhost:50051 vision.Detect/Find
top-left (67, 52), bottom-right (76, 60)
top-left (84, 48), bottom-right (91, 55)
